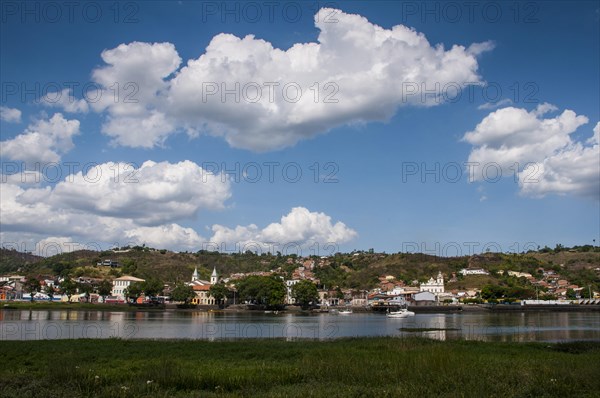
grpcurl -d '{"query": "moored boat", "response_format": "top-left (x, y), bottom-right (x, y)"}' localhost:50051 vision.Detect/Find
top-left (387, 308), bottom-right (415, 318)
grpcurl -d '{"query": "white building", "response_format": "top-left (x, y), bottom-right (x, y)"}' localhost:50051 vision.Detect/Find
top-left (420, 271), bottom-right (444, 294)
top-left (414, 291), bottom-right (436, 303)
top-left (188, 266), bottom-right (219, 305)
top-left (507, 271), bottom-right (533, 278)
top-left (111, 275), bottom-right (145, 298)
top-left (285, 279), bottom-right (301, 304)
top-left (459, 268), bottom-right (489, 276)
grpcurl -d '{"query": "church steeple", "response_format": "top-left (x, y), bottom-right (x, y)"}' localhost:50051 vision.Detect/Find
top-left (192, 266), bottom-right (199, 282)
top-left (210, 266), bottom-right (219, 285)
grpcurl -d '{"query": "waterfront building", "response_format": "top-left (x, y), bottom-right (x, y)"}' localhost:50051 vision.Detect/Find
top-left (189, 266), bottom-right (219, 305)
top-left (420, 271), bottom-right (445, 294)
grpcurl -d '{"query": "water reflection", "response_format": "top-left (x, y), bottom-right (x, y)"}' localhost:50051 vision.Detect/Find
top-left (1, 309), bottom-right (598, 342)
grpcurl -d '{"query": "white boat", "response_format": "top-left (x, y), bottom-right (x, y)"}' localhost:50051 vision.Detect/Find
top-left (338, 309), bottom-right (353, 315)
top-left (387, 308), bottom-right (415, 318)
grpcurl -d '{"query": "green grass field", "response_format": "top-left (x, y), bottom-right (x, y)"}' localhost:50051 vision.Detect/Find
top-left (1, 338), bottom-right (599, 397)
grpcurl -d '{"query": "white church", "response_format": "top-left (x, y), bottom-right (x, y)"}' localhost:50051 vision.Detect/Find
top-left (187, 266), bottom-right (220, 305)
top-left (420, 271), bottom-right (445, 294)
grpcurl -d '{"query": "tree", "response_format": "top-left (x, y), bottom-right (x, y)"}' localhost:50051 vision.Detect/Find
top-left (142, 279), bottom-right (164, 300)
top-left (78, 282), bottom-right (93, 303)
top-left (566, 288), bottom-right (577, 300)
top-left (43, 284), bottom-right (55, 301)
top-left (24, 278), bottom-right (41, 302)
top-left (236, 276), bottom-right (286, 308)
top-left (171, 284), bottom-right (195, 305)
top-left (581, 287), bottom-right (594, 299)
top-left (291, 280), bottom-right (319, 309)
top-left (60, 278), bottom-right (78, 302)
top-left (124, 282), bottom-right (143, 303)
top-left (209, 283), bottom-right (230, 308)
top-left (98, 279), bottom-right (113, 303)
top-left (480, 284), bottom-right (506, 301)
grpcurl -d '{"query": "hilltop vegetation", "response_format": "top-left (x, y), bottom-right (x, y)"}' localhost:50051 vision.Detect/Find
top-left (0, 248), bottom-right (42, 274)
top-left (2, 244), bottom-right (598, 293)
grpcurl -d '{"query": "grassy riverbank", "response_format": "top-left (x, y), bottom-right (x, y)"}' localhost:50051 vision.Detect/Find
top-left (1, 338), bottom-right (599, 397)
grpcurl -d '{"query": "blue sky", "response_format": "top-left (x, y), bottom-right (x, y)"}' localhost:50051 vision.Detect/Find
top-left (1, 1), bottom-right (599, 257)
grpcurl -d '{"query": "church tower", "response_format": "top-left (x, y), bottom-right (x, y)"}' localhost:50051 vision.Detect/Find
top-left (210, 266), bottom-right (219, 285)
top-left (192, 266), bottom-right (199, 282)
top-left (437, 271), bottom-right (444, 285)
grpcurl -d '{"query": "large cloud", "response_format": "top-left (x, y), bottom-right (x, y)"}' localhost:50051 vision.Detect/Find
top-left (210, 207), bottom-right (358, 252)
top-left (463, 105), bottom-right (598, 199)
top-left (89, 8), bottom-right (491, 151)
top-left (0, 113), bottom-right (80, 164)
top-left (0, 160), bottom-right (231, 252)
top-left (1, 158), bottom-right (357, 253)
top-left (51, 160), bottom-right (231, 225)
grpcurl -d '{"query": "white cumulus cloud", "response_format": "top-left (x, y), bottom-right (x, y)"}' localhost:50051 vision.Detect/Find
top-left (90, 41), bottom-right (181, 148)
top-left (88, 8), bottom-right (491, 151)
top-left (0, 159), bottom-right (232, 252)
top-left (463, 105), bottom-right (597, 199)
top-left (0, 106), bottom-right (22, 123)
top-left (50, 160), bottom-right (232, 225)
top-left (0, 113), bottom-right (80, 164)
top-left (123, 224), bottom-right (206, 251)
top-left (41, 89), bottom-right (89, 113)
top-left (518, 122), bottom-right (599, 199)
top-left (210, 207), bottom-right (358, 251)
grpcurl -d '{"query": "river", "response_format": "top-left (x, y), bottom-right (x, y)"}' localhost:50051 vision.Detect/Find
top-left (1, 310), bottom-right (598, 342)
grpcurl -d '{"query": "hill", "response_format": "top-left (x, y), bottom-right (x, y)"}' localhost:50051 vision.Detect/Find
top-left (3, 245), bottom-right (598, 292)
top-left (0, 248), bottom-right (43, 274)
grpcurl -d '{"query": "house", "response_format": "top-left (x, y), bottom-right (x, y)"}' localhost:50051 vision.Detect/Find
top-left (111, 275), bottom-right (145, 298)
top-left (507, 271), bottom-right (533, 278)
top-left (318, 289), bottom-right (344, 307)
top-left (97, 259), bottom-right (120, 267)
top-left (388, 286), bottom-right (419, 298)
top-left (380, 281), bottom-right (395, 292)
top-left (420, 271), bottom-right (445, 294)
top-left (414, 291), bottom-right (437, 305)
top-left (285, 279), bottom-right (301, 304)
top-left (0, 275), bottom-right (25, 283)
top-left (459, 268), bottom-right (489, 276)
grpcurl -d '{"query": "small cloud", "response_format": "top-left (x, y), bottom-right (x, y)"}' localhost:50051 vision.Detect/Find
top-left (467, 41), bottom-right (495, 56)
top-left (477, 98), bottom-right (512, 110)
top-left (533, 102), bottom-right (558, 117)
top-left (0, 113), bottom-right (80, 165)
top-left (0, 106), bottom-right (22, 123)
top-left (479, 195), bottom-right (488, 202)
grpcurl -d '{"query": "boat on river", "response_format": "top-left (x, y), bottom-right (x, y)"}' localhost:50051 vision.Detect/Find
top-left (386, 308), bottom-right (415, 318)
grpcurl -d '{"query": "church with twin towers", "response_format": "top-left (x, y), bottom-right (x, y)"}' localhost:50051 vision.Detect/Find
top-left (188, 266), bottom-right (220, 305)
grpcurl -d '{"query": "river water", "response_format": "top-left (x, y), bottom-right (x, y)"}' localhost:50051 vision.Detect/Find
top-left (1, 310), bottom-right (598, 342)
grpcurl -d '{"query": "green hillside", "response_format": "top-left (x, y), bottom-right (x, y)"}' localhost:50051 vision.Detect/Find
top-left (3, 245), bottom-right (598, 292)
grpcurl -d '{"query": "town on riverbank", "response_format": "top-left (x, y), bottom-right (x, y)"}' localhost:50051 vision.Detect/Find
top-left (1, 245), bottom-right (599, 312)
